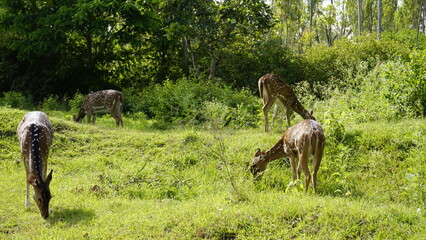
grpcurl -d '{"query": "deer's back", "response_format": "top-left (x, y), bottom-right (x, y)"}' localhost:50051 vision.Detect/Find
top-left (17, 111), bottom-right (53, 144)
top-left (84, 90), bottom-right (123, 108)
top-left (259, 73), bottom-right (295, 100)
top-left (17, 111), bottom-right (53, 178)
top-left (283, 120), bottom-right (324, 156)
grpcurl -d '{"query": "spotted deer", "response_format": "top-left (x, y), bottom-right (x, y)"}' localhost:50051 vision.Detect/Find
top-left (258, 73), bottom-right (315, 132)
top-left (251, 119), bottom-right (325, 194)
top-left (17, 111), bottom-right (54, 219)
top-left (73, 90), bottom-right (124, 127)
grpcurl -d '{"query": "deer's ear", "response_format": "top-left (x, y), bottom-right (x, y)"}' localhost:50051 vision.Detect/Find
top-left (28, 174), bottom-right (37, 186)
top-left (46, 169), bottom-right (53, 185)
top-left (254, 148), bottom-right (262, 157)
top-left (309, 109), bottom-right (314, 116)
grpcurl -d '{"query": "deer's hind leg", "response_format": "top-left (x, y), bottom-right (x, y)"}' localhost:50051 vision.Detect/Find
top-left (298, 143), bottom-right (311, 192)
top-left (289, 155), bottom-right (299, 181)
top-left (262, 97), bottom-right (276, 132)
top-left (312, 140), bottom-right (324, 194)
top-left (110, 101), bottom-right (123, 127)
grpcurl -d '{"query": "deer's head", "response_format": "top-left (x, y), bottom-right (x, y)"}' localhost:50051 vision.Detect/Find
top-left (73, 114), bottom-right (83, 123)
top-left (28, 170), bottom-right (53, 219)
top-left (250, 148), bottom-right (269, 178)
top-left (308, 109), bottom-right (315, 121)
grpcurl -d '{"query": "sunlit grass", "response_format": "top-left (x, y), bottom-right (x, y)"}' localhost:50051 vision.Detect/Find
top-left (1, 107), bottom-right (425, 239)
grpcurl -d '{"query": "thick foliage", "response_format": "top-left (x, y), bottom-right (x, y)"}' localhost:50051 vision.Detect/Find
top-left (126, 77), bottom-right (260, 128)
top-left (216, 38), bottom-right (305, 91)
top-left (303, 32), bottom-right (420, 95)
top-left (0, 91), bottom-right (33, 109)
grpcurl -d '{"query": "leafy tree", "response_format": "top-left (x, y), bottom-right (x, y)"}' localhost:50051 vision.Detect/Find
top-left (274, 0), bottom-right (306, 48)
top-left (161, 0), bottom-right (273, 78)
top-left (0, 0), bottom-right (160, 101)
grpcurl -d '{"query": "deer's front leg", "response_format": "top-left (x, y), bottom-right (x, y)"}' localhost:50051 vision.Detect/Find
top-left (23, 161), bottom-right (30, 208)
top-left (285, 105), bottom-right (292, 128)
top-left (26, 182), bottom-right (30, 208)
top-left (271, 104), bottom-right (279, 127)
top-left (86, 110), bottom-right (94, 124)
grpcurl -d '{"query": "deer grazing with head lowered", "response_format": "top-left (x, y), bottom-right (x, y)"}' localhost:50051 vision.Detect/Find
top-left (258, 73), bottom-right (315, 132)
top-left (73, 90), bottom-right (124, 127)
top-left (251, 119), bottom-right (325, 194)
top-left (17, 111), bottom-right (54, 219)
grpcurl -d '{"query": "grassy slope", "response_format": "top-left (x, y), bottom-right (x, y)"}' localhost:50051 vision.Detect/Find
top-left (0, 107), bottom-right (425, 239)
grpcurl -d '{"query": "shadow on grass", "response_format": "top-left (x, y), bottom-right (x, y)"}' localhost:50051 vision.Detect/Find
top-left (48, 208), bottom-right (96, 226)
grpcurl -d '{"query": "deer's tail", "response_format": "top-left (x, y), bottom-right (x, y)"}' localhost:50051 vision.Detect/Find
top-left (258, 79), bottom-right (264, 99)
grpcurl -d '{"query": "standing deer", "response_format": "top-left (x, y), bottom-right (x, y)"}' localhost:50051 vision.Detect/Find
top-left (17, 111), bottom-right (54, 219)
top-left (258, 73), bottom-right (315, 132)
top-left (73, 90), bottom-right (124, 127)
top-left (251, 119), bottom-right (325, 194)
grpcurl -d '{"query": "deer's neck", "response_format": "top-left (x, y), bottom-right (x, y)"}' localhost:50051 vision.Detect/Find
top-left (75, 107), bottom-right (86, 121)
top-left (264, 139), bottom-right (286, 163)
top-left (292, 101), bottom-right (313, 120)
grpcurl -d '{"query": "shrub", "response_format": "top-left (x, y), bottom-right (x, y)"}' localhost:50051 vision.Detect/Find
top-left (69, 91), bottom-right (85, 114)
top-left (121, 87), bottom-right (144, 114)
top-left (380, 60), bottom-right (423, 117)
top-left (139, 77), bottom-right (260, 128)
top-left (202, 101), bottom-right (230, 129)
top-left (42, 95), bottom-right (68, 111)
top-left (303, 32), bottom-right (415, 98)
top-left (323, 110), bottom-right (346, 144)
top-left (0, 91), bottom-right (33, 109)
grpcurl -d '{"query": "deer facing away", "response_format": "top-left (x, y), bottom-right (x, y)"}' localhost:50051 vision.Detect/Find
top-left (251, 119), bottom-right (325, 194)
top-left (258, 73), bottom-right (315, 132)
top-left (73, 90), bottom-right (124, 127)
top-left (17, 111), bottom-right (54, 219)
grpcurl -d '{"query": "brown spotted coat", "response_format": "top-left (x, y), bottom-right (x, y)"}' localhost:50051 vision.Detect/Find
top-left (17, 111), bottom-right (54, 219)
top-left (251, 119), bottom-right (325, 194)
top-left (258, 73), bottom-right (315, 132)
top-left (73, 90), bottom-right (124, 127)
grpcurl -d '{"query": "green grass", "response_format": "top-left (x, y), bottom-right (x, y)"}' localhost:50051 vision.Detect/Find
top-left (1, 107), bottom-right (425, 239)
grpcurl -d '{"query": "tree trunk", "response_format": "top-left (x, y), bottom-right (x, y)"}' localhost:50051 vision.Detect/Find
top-left (181, 37), bottom-right (190, 77)
top-left (417, 0), bottom-right (426, 37)
top-left (185, 37), bottom-right (199, 77)
top-left (310, 0), bottom-right (315, 29)
top-left (369, 3), bottom-right (373, 33)
top-left (377, 0), bottom-right (382, 39)
top-left (208, 48), bottom-right (217, 78)
top-left (357, 0), bottom-right (363, 36)
top-left (422, 0), bottom-right (426, 35)
top-left (327, 0), bottom-right (335, 46)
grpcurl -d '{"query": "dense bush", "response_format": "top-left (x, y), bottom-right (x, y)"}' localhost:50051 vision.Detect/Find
top-left (41, 95), bottom-right (69, 111)
top-left (125, 77), bottom-right (261, 128)
top-left (0, 91), bottom-right (33, 109)
top-left (381, 58), bottom-right (425, 117)
top-left (216, 38), bottom-right (305, 91)
top-left (303, 32), bottom-right (416, 98)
